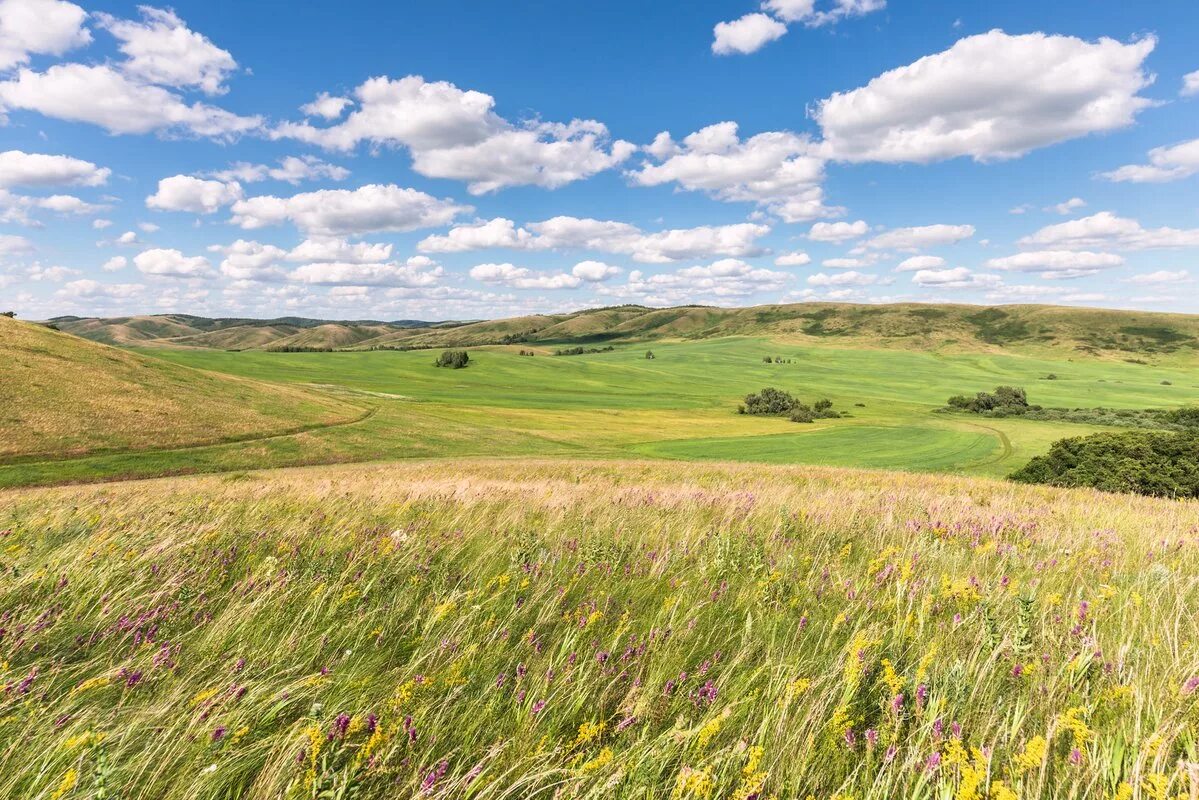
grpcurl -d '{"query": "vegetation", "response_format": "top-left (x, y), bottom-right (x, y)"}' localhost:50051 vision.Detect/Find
top-left (555, 345), bottom-right (616, 356)
top-left (3, 459), bottom-right (1199, 799)
top-left (947, 386), bottom-right (1035, 415)
top-left (0, 316), bottom-right (358, 461)
top-left (434, 350), bottom-right (470, 369)
top-left (1011, 429), bottom-right (1199, 498)
top-left (739, 387), bottom-right (842, 424)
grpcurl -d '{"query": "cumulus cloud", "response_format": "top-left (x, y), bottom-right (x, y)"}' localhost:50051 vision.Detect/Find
top-left (230, 183), bottom-right (470, 236)
top-left (0, 0), bottom-right (90, 71)
top-left (95, 6), bottom-right (236, 95)
top-left (628, 122), bottom-right (839, 222)
top-left (273, 75), bottom-right (634, 193)
top-left (0, 149), bottom-right (109, 188)
top-left (1019, 212), bottom-right (1199, 251)
top-left (712, 1), bottom-right (885, 56)
top-left (0, 188), bottom-right (104, 223)
top-left (418, 215), bottom-right (770, 264)
top-left (808, 219), bottom-right (868, 243)
top-left (814, 31), bottom-right (1155, 163)
top-left (286, 238), bottom-right (392, 264)
top-left (208, 239), bottom-right (288, 281)
top-left (0, 63), bottom-right (262, 138)
top-left (807, 270), bottom-right (876, 286)
top-left (985, 250), bottom-right (1124, 279)
top-left (600, 258), bottom-right (792, 305)
top-left (1182, 70), bottom-right (1199, 97)
top-left (470, 263), bottom-right (583, 290)
top-left (0, 232), bottom-right (33, 256)
top-left (711, 14), bottom-right (787, 56)
top-left (861, 224), bottom-right (974, 251)
top-left (101, 255), bottom-right (126, 272)
top-left (57, 278), bottom-right (144, 300)
top-left (288, 256), bottom-right (442, 288)
top-left (774, 250), bottom-right (811, 266)
top-left (1047, 197), bottom-right (1086, 215)
top-left (1123, 270), bottom-right (1190, 285)
top-left (208, 155), bottom-right (349, 185)
top-left (146, 175), bottom-right (243, 214)
top-left (1101, 138), bottom-right (1199, 183)
top-left (895, 255), bottom-right (945, 271)
top-left (133, 247), bottom-right (214, 278)
top-left (301, 92), bottom-right (351, 119)
top-left (910, 267), bottom-right (1000, 288)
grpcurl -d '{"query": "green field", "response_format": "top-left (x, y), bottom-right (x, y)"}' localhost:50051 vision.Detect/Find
top-left (5, 335), bottom-right (1195, 488)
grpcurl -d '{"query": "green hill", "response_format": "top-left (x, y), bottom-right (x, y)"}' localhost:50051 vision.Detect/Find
top-left (0, 316), bottom-right (362, 460)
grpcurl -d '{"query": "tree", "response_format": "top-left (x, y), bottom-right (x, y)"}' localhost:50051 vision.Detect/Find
top-left (741, 387), bottom-right (799, 416)
top-left (1, 311), bottom-right (14, 318)
top-left (1011, 430), bottom-right (1199, 498)
top-left (435, 350), bottom-right (470, 369)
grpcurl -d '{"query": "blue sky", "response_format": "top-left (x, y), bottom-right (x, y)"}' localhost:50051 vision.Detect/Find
top-left (1, 0), bottom-right (1197, 320)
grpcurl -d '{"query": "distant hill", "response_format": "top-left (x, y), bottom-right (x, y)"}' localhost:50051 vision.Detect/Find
top-left (45, 302), bottom-right (1199, 361)
top-left (0, 316), bottom-right (361, 460)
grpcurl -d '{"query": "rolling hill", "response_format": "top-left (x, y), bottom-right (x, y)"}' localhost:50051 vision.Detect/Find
top-left (49, 302), bottom-right (1199, 361)
top-left (0, 315), bottom-right (362, 460)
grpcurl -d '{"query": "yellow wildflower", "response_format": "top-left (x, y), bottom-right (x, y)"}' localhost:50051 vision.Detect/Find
top-left (1014, 736), bottom-right (1047, 774)
top-left (50, 768), bottom-right (78, 800)
top-left (580, 747), bottom-right (613, 773)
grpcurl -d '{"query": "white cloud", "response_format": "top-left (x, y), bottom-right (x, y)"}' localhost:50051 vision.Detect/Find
top-left (1047, 197), bottom-right (1086, 215)
top-left (814, 31), bottom-right (1155, 162)
top-left (627, 122), bottom-right (838, 221)
top-left (1182, 70), bottom-right (1199, 98)
top-left (774, 250), bottom-right (811, 266)
top-left (0, 0), bottom-right (90, 71)
top-left (470, 262), bottom-right (583, 290)
top-left (807, 270), bottom-right (876, 286)
top-left (24, 262), bottom-right (77, 281)
top-left (301, 92), bottom-right (351, 119)
top-left (0, 188), bottom-right (104, 223)
top-left (101, 255), bottom-right (126, 272)
top-left (712, 1), bottom-right (885, 56)
top-left (229, 183), bottom-right (470, 236)
top-left (138, 222), bottom-right (159, 233)
top-left (0, 149), bottom-right (109, 188)
top-left (286, 238), bottom-right (392, 264)
top-left (1019, 212), bottom-right (1199, 251)
top-left (95, 6), bottom-right (236, 95)
top-left (116, 231), bottom-right (139, 245)
top-left (288, 256), bottom-right (442, 287)
top-left (208, 155), bottom-right (349, 185)
top-left (1123, 270), bottom-right (1190, 285)
top-left (208, 239), bottom-right (288, 281)
top-left (146, 175), bottom-right (243, 214)
top-left (0, 64), bottom-right (260, 138)
top-left (602, 258), bottom-right (792, 304)
top-left (92, 218), bottom-right (112, 229)
top-left (821, 257), bottom-right (872, 268)
top-left (273, 75), bottom-right (634, 193)
top-left (808, 219), bottom-right (868, 243)
top-left (895, 255), bottom-right (945, 271)
top-left (133, 247), bottom-right (213, 278)
top-left (861, 224), bottom-right (974, 250)
top-left (711, 14), bottom-right (787, 56)
top-left (911, 267), bottom-right (1000, 288)
top-left (985, 249), bottom-right (1124, 279)
top-left (417, 215), bottom-right (771, 264)
top-left (57, 278), bottom-right (144, 300)
top-left (570, 260), bottom-right (621, 282)
top-left (0, 232), bottom-right (33, 256)
top-left (1101, 138), bottom-right (1199, 183)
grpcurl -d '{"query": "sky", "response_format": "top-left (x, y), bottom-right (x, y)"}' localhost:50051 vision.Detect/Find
top-left (0, 0), bottom-right (1197, 322)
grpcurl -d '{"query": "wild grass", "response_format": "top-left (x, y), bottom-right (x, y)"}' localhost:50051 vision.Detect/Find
top-left (2, 459), bottom-right (1198, 799)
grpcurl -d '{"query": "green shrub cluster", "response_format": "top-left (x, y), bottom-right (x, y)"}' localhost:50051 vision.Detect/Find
top-left (1011, 430), bottom-right (1199, 498)
top-left (946, 385), bottom-right (1036, 414)
top-left (554, 345), bottom-right (615, 356)
top-left (434, 350), bottom-right (470, 369)
top-left (738, 387), bottom-right (841, 423)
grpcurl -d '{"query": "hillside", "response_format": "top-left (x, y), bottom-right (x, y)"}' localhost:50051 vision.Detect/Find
top-left (0, 316), bottom-right (362, 460)
top-left (1, 458), bottom-right (1196, 798)
top-left (51, 303), bottom-right (1199, 361)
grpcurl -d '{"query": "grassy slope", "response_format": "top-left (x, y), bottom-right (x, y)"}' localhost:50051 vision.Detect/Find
top-left (50, 302), bottom-right (1199, 363)
top-left (3, 335), bottom-right (1190, 488)
top-left (0, 316), bottom-right (362, 460)
top-left (2, 459), bottom-right (1197, 798)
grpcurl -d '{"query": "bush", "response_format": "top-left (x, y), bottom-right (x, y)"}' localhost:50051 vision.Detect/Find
top-left (1011, 431), bottom-right (1199, 498)
top-left (947, 386), bottom-right (1034, 415)
top-left (789, 405), bottom-right (815, 423)
top-left (741, 387), bottom-right (800, 416)
top-left (645, 350), bottom-right (655, 360)
top-left (435, 350), bottom-right (470, 369)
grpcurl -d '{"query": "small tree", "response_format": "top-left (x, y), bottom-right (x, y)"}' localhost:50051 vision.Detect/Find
top-left (645, 350), bottom-right (655, 360)
top-left (1, 311), bottom-right (15, 318)
top-left (435, 350), bottom-right (470, 369)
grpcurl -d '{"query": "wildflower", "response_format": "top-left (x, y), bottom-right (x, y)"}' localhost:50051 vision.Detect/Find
top-left (212, 726), bottom-right (227, 742)
top-left (1183, 676), bottom-right (1199, 695)
top-left (573, 721), bottom-right (605, 748)
top-left (580, 747), bottom-right (613, 773)
top-left (1014, 736), bottom-right (1047, 773)
top-left (672, 766), bottom-right (714, 799)
top-left (49, 768), bottom-right (78, 800)
top-left (696, 707), bottom-right (730, 747)
top-left (865, 728), bottom-right (878, 750)
top-left (989, 781), bottom-right (1018, 800)
top-left (531, 699), bottom-right (546, 715)
top-left (420, 760), bottom-right (448, 794)
top-left (694, 679), bottom-right (718, 707)
top-left (879, 658), bottom-right (905, 697)
top-left (925, 752), bottom-right (941, 771)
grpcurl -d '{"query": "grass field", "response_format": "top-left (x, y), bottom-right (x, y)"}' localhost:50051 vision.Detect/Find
top-left (2, 458), bottom-right (1198, 799)
top-left (4, 334), bottom-right (1198, 487)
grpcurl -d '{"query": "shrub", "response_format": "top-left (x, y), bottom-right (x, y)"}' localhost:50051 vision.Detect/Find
top-left (947, 386), bottom-right (1034, 415)
top-left (789, 405), bottom-right (815, 423)
top-left (741, 387), bottom-right (800, 416)
top-left (645, 350), bottom-right (655, 359)
top-left (1, 311), bottom-right (14, 318)
top-left (1011, 431), bottom-right (1199, 498)
top-left (435, 350), bottom-right (470, 369)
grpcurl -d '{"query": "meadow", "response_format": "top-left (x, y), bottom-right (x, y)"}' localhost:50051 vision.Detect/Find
top-left (6, 335), bottom-right (1190, 488)
top-left (2, 459), bottom-right (1198, 799)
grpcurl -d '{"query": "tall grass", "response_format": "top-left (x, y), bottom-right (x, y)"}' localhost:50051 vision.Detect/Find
top-left (2, 459), bottom-right (1198, 799)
